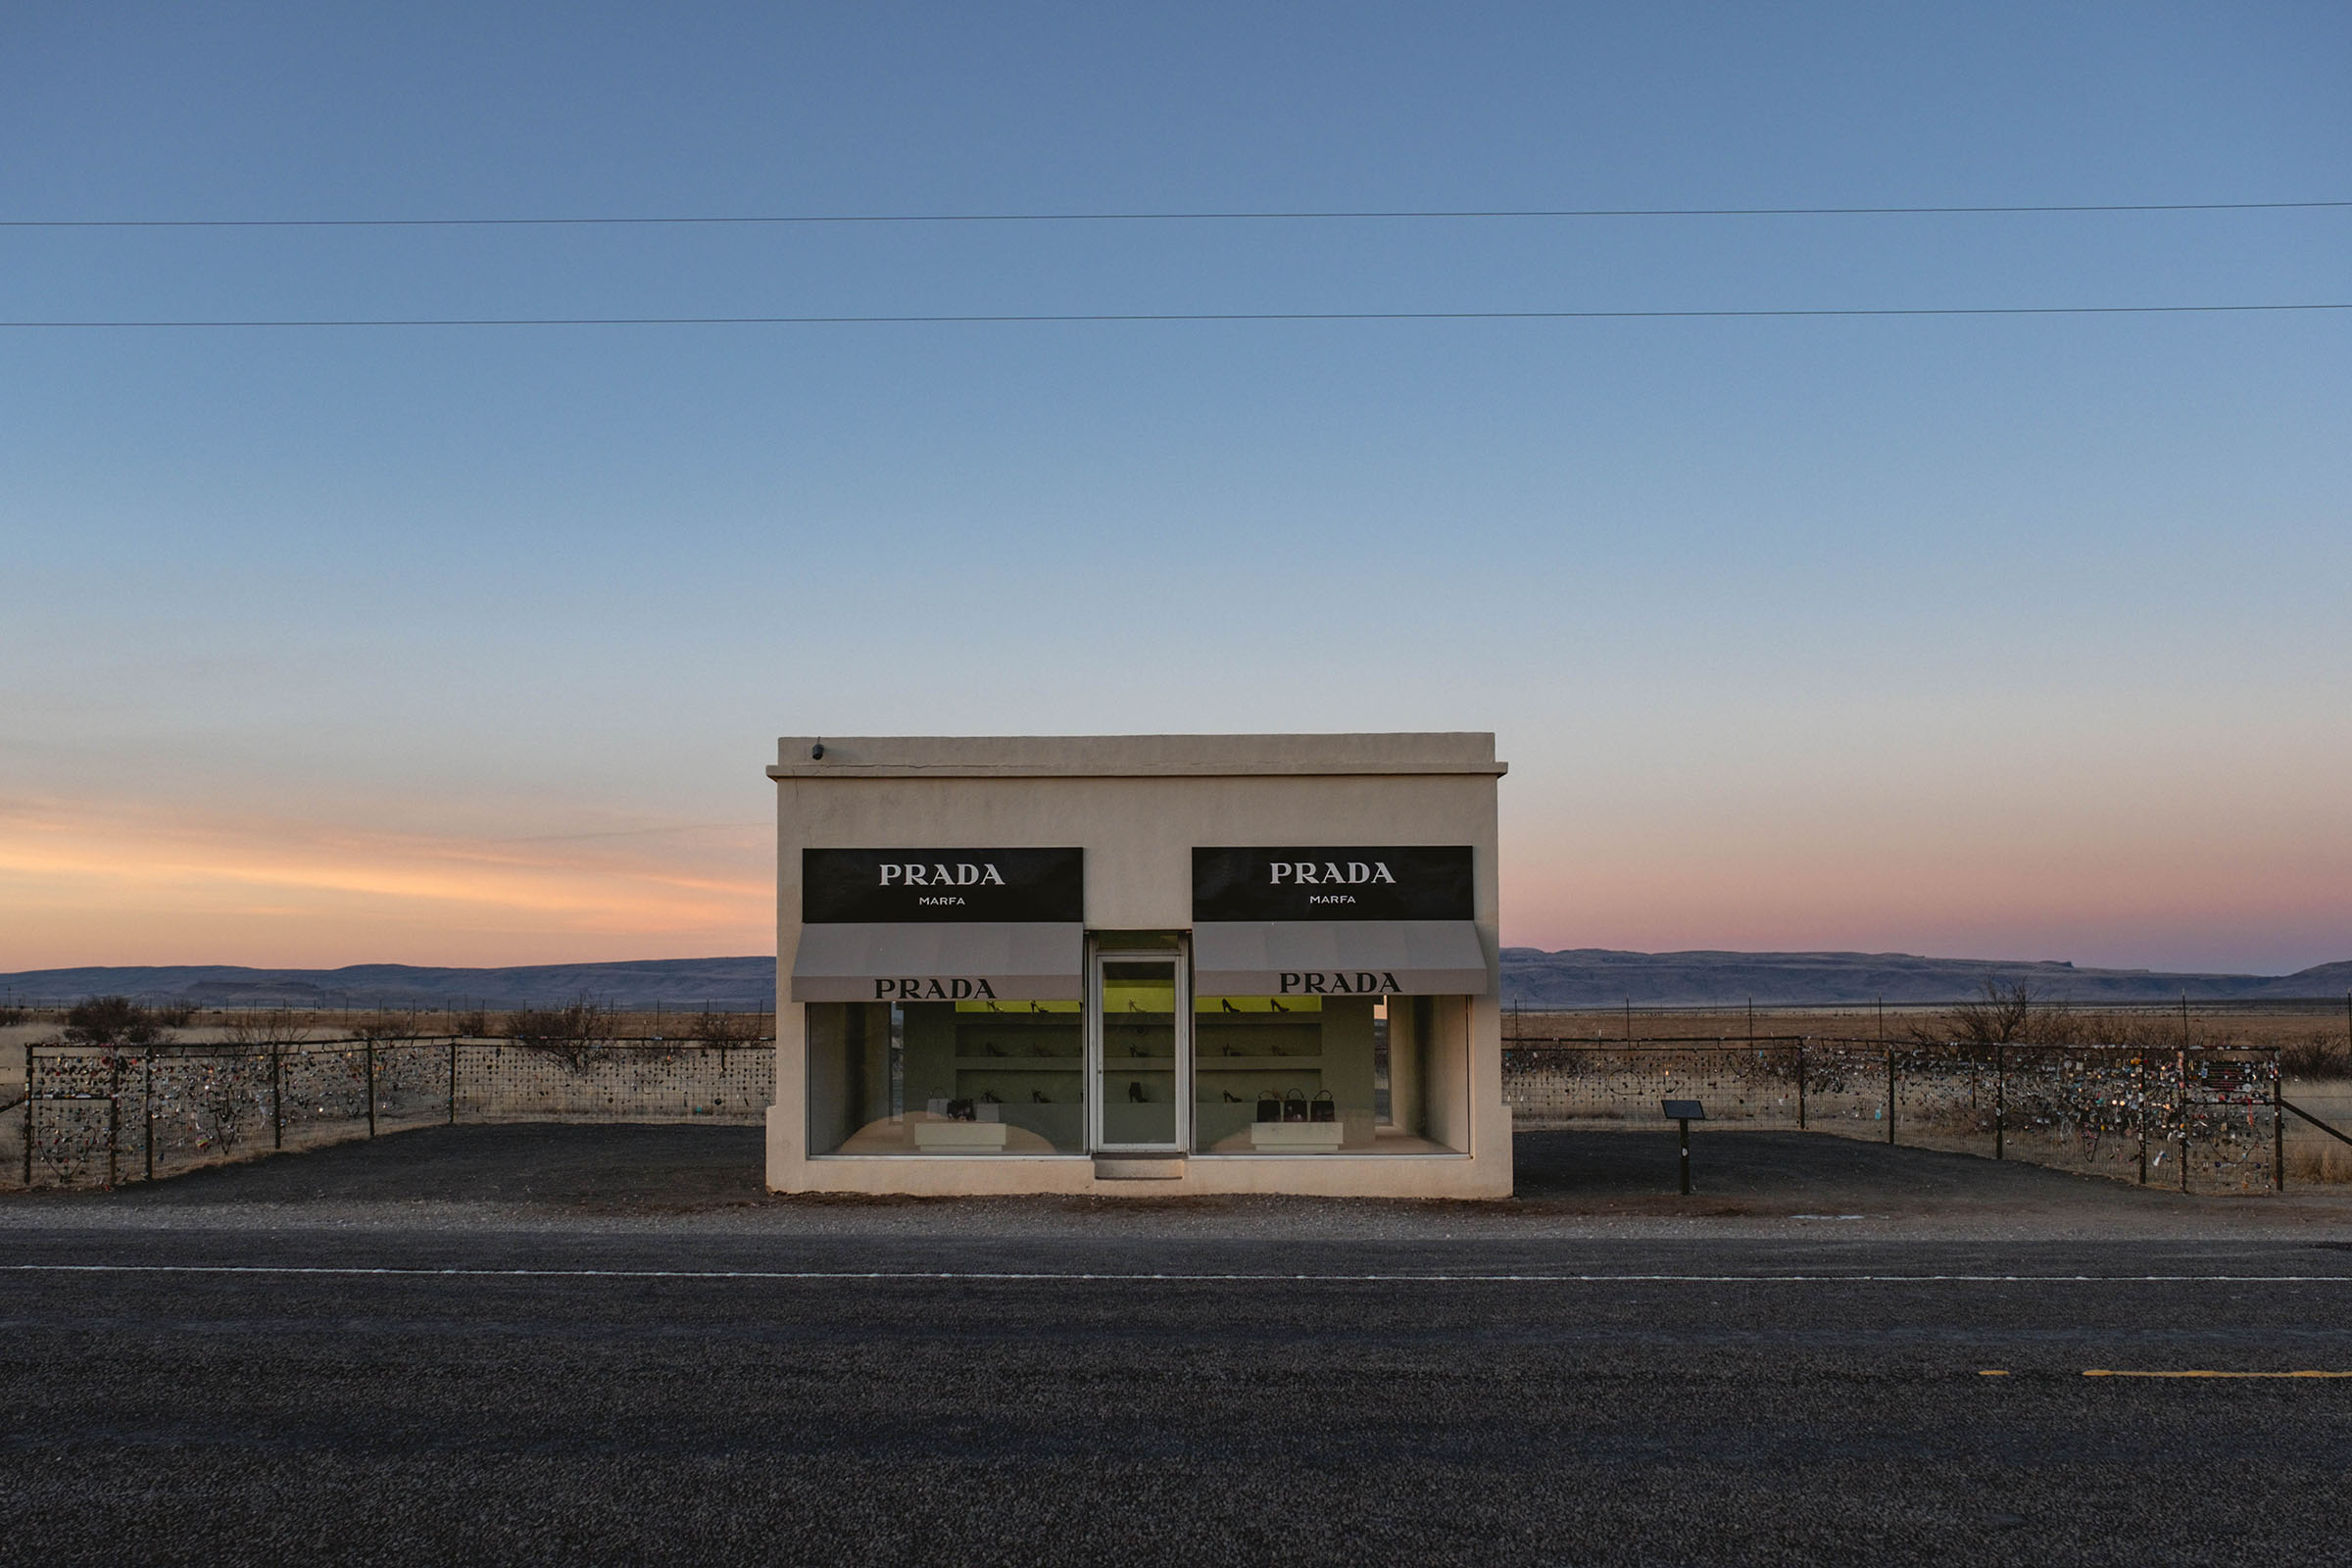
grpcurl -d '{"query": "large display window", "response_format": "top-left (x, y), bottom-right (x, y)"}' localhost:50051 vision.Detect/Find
top-left (1193, 994), bottom-right (1465, 1154)
top-left (807, 1000), bottom-right (1085, 1154)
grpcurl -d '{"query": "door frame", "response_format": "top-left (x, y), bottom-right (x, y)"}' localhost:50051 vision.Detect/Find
top-left (1084, 934), bottom-right (1192, 1153)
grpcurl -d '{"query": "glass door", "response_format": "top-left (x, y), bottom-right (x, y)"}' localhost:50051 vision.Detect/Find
top-left (1088, 941), bottom-right (1189, 1152)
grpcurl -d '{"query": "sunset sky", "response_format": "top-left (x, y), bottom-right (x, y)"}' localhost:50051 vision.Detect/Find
top-left (5, 4), bottom-right (2348, 976)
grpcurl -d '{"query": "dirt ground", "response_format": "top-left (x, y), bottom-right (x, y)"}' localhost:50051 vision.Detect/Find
top-left (10, 1122), bottom-right (2350, 1242)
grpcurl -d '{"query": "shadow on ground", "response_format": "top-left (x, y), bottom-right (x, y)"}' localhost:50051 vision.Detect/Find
top-left (1508, 1125), bottom-right (2192, 1212)
top-left (4, 1121), bottom-right (2220, 1216)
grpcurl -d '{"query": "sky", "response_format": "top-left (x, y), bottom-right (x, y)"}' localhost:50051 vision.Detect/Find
top-left (3, 2), bottom-right (2348, 976)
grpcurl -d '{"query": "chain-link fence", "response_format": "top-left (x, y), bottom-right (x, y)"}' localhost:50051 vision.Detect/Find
top-left (1, 1037), bottom-right (772, 1190)
top-left (1502, 1038), bottom-right (2314, 1196)
top-left (9, 1031), bottom-right (2340, 1196)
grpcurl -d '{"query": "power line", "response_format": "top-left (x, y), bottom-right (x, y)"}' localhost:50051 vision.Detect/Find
top-left (4, 200), bottom-right (2347, 229)
top-left (2, 302), bottom-right (2344, 328)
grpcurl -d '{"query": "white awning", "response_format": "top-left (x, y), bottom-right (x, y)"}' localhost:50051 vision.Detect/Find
top-left (1192, 920), bottom-right (1490, 998)
top-left (790, 922), bottom-right (1085, 1003)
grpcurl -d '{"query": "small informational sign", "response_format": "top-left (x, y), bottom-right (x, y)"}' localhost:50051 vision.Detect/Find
top-left (802, 848), bottom-right (1084, 923)
top-left (1191, 846), bottom-right (1474, 921)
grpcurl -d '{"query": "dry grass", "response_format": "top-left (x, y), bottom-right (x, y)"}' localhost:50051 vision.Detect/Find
top-left (1505, 998), bottom-right (2352, 1077)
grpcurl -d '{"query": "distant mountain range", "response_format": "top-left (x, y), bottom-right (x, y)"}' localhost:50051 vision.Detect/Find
top-left (0, 959), bottom-right (779, 1010)
top-left (1498, 950), bottom-right (2352, 1006)
top-left (3, 951), bottom-right (2347, 1010)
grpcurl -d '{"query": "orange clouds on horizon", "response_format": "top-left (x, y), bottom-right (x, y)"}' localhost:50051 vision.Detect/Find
top-left (0, 795), bottom-right (774, 970)
top-left (5, 783), bottom-right (2346, 976)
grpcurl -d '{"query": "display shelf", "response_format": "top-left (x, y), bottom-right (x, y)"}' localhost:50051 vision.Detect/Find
top-left (1195, 1055), bottom-right (1326, 1070)
top-left (954, 1055), bottom-right (1084, 1068)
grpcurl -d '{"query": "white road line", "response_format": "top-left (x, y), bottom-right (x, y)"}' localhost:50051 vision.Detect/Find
top-left (8, 1264), bottom-right (2352, 1284)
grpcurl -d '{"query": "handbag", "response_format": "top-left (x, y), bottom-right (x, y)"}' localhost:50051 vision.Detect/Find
top-left (1283, 1089), bottom-right (1308, 1123)
top-left (1255, 1091), bottom-right (1282, 1123)
top-left (1309, 1089), bottom-right (1336, 1123)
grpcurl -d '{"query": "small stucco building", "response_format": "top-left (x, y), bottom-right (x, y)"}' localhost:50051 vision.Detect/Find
top-left (765, 733), bottom-right (1510, 1198)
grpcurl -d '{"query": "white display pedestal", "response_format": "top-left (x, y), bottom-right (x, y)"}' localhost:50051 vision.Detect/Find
top-left (1248, 1121), bottom-right (1346, 1152)
top-left (913, 1120), bottom-right (1012, 1152)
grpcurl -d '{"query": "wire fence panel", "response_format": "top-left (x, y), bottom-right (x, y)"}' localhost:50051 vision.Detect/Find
top-left (1797, 1041), bottom-right (1895, 1132)
top-left (458, 1042), bottom-right (771, 1122)
top-left (1502, 1039), bottom-right (2285, 1196)
top-left (1501, 1042), bottom-right (1806, 1127)
top-left (4, 1038), bottom-right (774, 1191)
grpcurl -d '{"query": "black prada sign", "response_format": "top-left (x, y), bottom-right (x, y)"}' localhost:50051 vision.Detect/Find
top-left (1192, 846), bottom-right (1473, 921)
top-left (802, 848), bottom-right (1084, 923)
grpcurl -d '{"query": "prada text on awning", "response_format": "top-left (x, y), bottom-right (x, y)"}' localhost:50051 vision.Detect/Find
top-left (790, 922), bottom-right (1085, 1003)
top-left (1191, 919), bottom-right (1489, 997)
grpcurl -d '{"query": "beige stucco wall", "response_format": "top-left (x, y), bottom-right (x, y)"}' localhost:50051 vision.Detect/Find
top-left (765, 733), bottom-right (1511, 1199)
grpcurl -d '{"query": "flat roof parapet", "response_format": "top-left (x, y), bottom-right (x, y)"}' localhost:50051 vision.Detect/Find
top-left (768, 732), bottom-right (1504, 779)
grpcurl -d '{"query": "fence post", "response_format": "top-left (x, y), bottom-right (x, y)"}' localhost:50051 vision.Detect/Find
top-left (143, 1050), bottom-right (154, 1183)
top-left (1795, 1040), bottom-right (1806, 1131)
top-left (366, 1039), bottom-right (376, 1138)
top-left (22, 1043), bottom-right (34, 1187)
top-left (271, 1042), bottom-right (283, 1151)
top-left (106, 1086), bottom-right (120, 1192)
top-left (2137, 1054), bottom-right (2149, 1185)
top-left (1994, 1045), bottom-right (2004, 1160)
top-left (448, 1037), bottom-right (458, 1125)
top-left (1886, 1047), bottom-right (1896, 1146)
top-left (2177, 1048), bottom-right (2189, 1194)
top-left (2274, 1047), bottom-right (2284, 1193)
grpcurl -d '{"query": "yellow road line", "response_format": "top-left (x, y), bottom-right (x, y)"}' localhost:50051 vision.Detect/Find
top-left (2082, 1369), bottom-right (2352, 1379)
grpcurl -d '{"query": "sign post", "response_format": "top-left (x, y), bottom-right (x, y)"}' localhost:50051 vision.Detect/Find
top-left (1663, 1098), bottom-right (1706, 1195)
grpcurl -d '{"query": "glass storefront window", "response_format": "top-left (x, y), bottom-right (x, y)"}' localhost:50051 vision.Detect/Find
top-left (1192, 994), bottom-right (1463, 1154)
top-left (807, 1000), bottom-right (1085, 1154)
top-left (809, 988), bottom-right (1469, 1157)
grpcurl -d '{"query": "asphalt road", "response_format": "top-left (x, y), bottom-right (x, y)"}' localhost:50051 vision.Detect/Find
top-left (7, 1217), bottom-right (2351, 1567)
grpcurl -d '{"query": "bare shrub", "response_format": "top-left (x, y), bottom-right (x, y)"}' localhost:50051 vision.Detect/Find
top-left (2280, 1035), bottom-right (2352, 1082)
top-left (450, 1008), bottom-right (491, 1039)
top-left (1919, 982), bottom-right (2145, 1047)
top-left (352, 1011), bottom-right (421, 1043)
top-left (63, 997), bottom-right (174, 1047)
top-left (0, 1004), bottom-right (25, 1027)
top-left (690, 1008), bottom-right (766, 1047)
top-left (1922, 981), bottom-right (2035, 1045)
top-left (503, 1000), bottom-right (617, 1070)
top-left (220, 1010), bottom-right (313, 1048)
